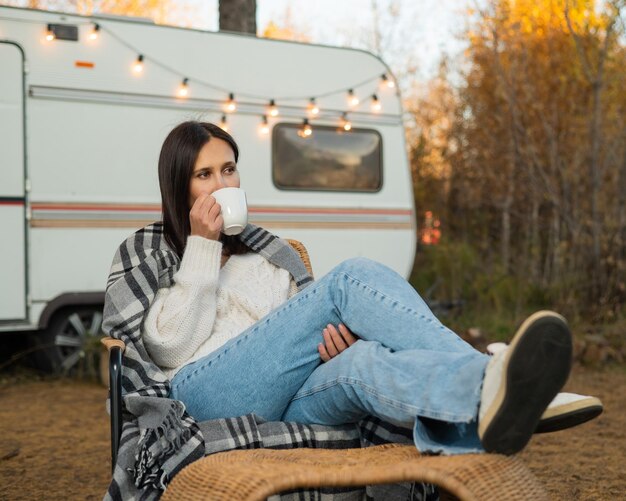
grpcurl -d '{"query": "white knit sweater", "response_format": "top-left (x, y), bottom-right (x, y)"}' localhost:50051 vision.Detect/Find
top-left (142, 236), bottom-right (297, 379)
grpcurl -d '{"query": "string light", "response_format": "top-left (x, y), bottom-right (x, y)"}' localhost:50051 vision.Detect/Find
top-left (89, 23), bottom-right (100, 40)
top-left (40, 23), bottom-right (395, 127)
top-left (219, 114), bottom-right (229, 132)
top-left (307, 98), bottom-right (320, 116)
top-left (259, 115), bottom-right (270, 135)
top-left (132, 55), bottom-right (144, 74)
top-left (177, 78), bottom-right (189, 98)
top-left (267, 99), bottom-right (279, 117)
top-left (347, 89), bottom-right (359, 107)
top-left (370, 94), bottom-right (382, 112)
top-left (45, 24), bottom-right (55, 41)
top-left (225, 93), bottom-right (237, 112)
top-left (297, 118), bottom-right (312, 138)
top-left (381, 73), bottom-right (395, 89)
top-left (341, 112), bottom-right (352, 131)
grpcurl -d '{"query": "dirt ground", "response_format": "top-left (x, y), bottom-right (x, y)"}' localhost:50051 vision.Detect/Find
top-left (0, 365), bottom-right (624, 501)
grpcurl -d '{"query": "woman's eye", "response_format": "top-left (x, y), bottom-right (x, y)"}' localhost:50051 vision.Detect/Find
top-left (198, 172), bottom-right (209, 178)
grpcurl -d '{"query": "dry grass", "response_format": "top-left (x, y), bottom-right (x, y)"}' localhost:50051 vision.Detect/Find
top-left (0, 365), bottom-right (624, 500)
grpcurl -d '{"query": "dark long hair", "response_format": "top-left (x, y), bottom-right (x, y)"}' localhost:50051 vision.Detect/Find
top-left (158, 121), bottom-right (248, 258)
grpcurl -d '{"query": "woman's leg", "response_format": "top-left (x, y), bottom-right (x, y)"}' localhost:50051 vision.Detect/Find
top-left (170, 257), bottom-right (487, 427)
top-left (282, 339), bottom-right (486, 454)
top-left (282, 312), bottom-right (572, 455)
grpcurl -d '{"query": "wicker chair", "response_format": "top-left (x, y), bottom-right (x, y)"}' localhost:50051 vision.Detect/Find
top-left (102, 240), bottom-right (548, 500)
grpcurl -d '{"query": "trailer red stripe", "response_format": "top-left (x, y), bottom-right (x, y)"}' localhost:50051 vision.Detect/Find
top-left (29, 202), bottom-right (414, 229)
top-left (31, 203), bottom-right (159, 211)
top-left (30, 203), bottom-right (412, 216)
top-left (249, 207), bottom-right (412, 215)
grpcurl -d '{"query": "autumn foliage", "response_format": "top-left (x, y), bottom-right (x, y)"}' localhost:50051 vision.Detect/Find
top-left (409, 0), bottom-right (626, 322)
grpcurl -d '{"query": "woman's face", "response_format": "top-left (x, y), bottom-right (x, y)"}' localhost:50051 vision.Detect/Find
top-left (188, 137), bottom-right (240, 209)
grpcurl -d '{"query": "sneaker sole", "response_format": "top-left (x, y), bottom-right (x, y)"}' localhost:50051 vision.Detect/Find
top-left (479, 311), bottom-right (572, 454)
top-left (536, 396), bottom-right (603, 434)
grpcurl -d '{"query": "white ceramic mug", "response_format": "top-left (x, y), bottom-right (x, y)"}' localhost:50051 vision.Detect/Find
top-left (212, 187), bottom-right (248, 236)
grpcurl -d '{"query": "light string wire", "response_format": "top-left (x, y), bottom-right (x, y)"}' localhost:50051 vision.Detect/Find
top-left (0, 14), bottom-right (397, 108)
top-left (98, 22), bottom-right (390, 103)
top-left (100, 25), bottom-right (381, 102)
top-left (2, 13), bottom-right (407, 132)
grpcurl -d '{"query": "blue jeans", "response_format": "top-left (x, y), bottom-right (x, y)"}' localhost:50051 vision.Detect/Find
top-left (170, 258), bottom-right (489, 454)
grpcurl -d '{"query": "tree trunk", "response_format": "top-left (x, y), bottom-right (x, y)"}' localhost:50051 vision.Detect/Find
top-left (617, 125), bottom-right (626, 294)
top-left (588, 80), bottom-right (603, 299)
top-left (530, 187), bottom-right (540, 282)
top-left (219, 0), bottom-right (257, 35)
top-left (564, 5), bottom-right (617, 303)
top-left (543, 205), bottom-right (561, 286)
top-left (501, 181), bottom-right (513, 272)
top-left (552, 209), bottom-right (561, 281)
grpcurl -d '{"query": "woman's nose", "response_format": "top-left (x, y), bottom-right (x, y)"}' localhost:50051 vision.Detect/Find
top-left (215, 176), bottom-right (226, 189)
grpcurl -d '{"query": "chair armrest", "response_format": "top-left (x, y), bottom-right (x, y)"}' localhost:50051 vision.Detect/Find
top-left (286, 239), bottom-right (313, 278)
top-left (101, 337), bottom-right (126, 353)
top-left (102, 337), bottom-right (124, 473)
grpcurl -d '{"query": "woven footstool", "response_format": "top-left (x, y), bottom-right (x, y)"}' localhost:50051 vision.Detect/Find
top-left (161, 443), bottom-right (548, 500)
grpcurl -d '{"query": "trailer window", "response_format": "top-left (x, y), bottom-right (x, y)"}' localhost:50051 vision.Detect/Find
top-left (272, 123), bottom-right (382, 192)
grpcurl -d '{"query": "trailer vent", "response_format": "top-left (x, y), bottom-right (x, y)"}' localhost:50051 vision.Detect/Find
top-left (48, 23), bottom-right (79, 42)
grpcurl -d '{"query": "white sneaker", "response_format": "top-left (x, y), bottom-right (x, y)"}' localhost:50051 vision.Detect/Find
top-left (486, 342), bottom-right (507, 355)
top-left (478, 311), bottom-right (572, 454)
top-left (487, 343), bottom-right (604, 433)
top-left (536, 392), bottom-right (603, 433)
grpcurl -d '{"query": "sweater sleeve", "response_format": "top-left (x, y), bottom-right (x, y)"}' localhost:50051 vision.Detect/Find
top-left (141, 236), bottom-right (223, 369)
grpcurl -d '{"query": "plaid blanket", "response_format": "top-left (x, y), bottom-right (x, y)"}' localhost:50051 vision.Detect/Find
top-left (102, 222), bottom-right (437, 500)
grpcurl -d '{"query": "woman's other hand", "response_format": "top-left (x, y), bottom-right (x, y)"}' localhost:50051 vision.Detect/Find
top-left (189, 193), bottom-right (223, 241)
top-left (318, 323), bottom-right (359, 362)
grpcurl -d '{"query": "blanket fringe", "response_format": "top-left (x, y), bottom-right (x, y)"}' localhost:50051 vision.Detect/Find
top-left (132, 404), bottom-right (191, 490)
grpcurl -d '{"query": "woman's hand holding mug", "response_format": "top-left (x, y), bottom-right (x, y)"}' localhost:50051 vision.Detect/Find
top-left (189, 193), bottom-right (223, 241)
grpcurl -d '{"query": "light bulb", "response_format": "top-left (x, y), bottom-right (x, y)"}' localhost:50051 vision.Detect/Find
top-left (341, 113), bottom-right (351, 131)
top-left (45, 25), bottom-right (55, 41)
top-left (303, 121), bottom-right (312, 137)
top-left (347, 89), bottom-right (359, 107)
top-left (178, 78), bottom-right (189, 98)
top-left (307, 98), bottom-right (320, 116)
top-left (371, 94), bottom-right (382, 112)
top-left (133, 55), bottom-right (144, 74)
top-left (89, 23), bottom-right (100, 40)
top-left (225, 93), bottom-right (237, 112)
top-left (341, 113), bottom-right (352, 132)
top-left (298, 118), bottom-right (312, 138)
top-left (381, 73), bottom-right (395, 89)
top-left (267, 99), bottom-right (279, 117)
top-left (259, 116), bottom-right (269, 135)
top-left (219, 114), bottom-right (229, 132)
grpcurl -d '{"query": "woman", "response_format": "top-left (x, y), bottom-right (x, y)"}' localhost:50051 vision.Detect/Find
top-left (135, 120), bottom-right (574, 457)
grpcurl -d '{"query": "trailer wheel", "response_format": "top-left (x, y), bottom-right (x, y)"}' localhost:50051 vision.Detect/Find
top-left (34, 306), bottom-right (106, 383)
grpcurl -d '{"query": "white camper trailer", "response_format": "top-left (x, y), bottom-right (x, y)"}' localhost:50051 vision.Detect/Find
top-left (0, 6), bottom-right (416, 372)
